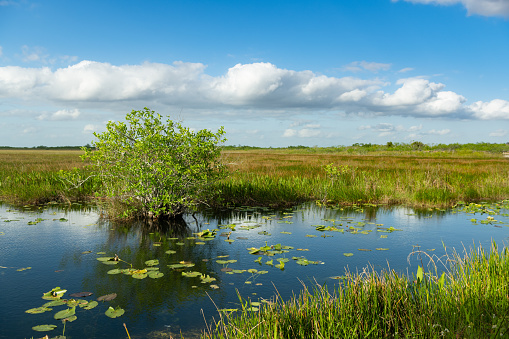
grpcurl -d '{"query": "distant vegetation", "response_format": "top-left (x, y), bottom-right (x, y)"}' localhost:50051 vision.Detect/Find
top-left (2, 141), bottom-right (508, 153)
top-left (221, 142), bottom-right (509, 153)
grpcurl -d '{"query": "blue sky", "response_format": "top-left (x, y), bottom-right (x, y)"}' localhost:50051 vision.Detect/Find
top-left (0, 0), bottom-right (508, 147)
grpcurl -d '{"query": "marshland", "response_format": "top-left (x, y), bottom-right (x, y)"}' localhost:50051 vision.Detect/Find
top-left (1, 143), bottom-right (509, 338)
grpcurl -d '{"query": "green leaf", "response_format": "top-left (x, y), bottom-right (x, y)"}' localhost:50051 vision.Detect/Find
top-left (26, 307), bottom-right (52, 314)
top-left (80, 301), bottom-right (98, 310)
top-left (32, 324), bottom-right (57, 332)
top-left (343, 253), bottom-right (354, 257)
top-left (144, 259), bottom-right (159, 266)
top-left (105, 306), bottom-right (125, 318)
top-left (416, 266), bottom-right (424, 283)
top-left (54, 307), bottom-right (76, 320)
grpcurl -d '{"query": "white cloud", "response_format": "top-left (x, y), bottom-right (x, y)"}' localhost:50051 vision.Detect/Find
top-left (427, 128), bottom-right (451, 135)
top-left (469, 99), bottom-right (509, 119)
top-left (343, 61), bottom-right (391, 73)
top-left (0, 60), bottom-right (507, 121)
top-left (394, 0), bottom-right (509, 18)
top-left (398, 67), bottom-right (414, 73)
top-left (38, 108), bottom-right (81, 121)
top-left (83, 124), bottom-right (98, 133)
top-left (489, 129), bottom-right (508, 137)
top-left (283, 129), bottom-right (297, 137)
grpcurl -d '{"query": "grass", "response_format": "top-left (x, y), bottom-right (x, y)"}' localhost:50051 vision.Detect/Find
top-left (1, 147), bottom-right (508, 208)
top-left (215, 149), bottom-right (509, 208)
top-left (204, 242), bottom-right (509, 338)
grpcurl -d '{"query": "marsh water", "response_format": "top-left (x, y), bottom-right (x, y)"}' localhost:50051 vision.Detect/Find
top-left (1, 201), bottom-right (508, 338)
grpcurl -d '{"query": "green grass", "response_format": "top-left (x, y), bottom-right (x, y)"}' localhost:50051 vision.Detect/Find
top-left (1, 147), bottom-right (508, 209)
top-left (204, 242), bottom-right (509, 338)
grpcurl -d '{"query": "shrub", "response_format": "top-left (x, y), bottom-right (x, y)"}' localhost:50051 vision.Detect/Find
top-left (82, 108), bottom-right (227, 219)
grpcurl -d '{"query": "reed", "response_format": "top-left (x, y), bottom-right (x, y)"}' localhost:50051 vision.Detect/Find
top-left (205, 242), bottom-right (509, 338)
top-left (212, 150), bottom-right (509, 208)
top-left (1, 148), bottom-right (508, 208)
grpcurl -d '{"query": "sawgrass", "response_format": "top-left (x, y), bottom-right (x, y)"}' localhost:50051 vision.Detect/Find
top-left (204, 242), bottom-right (509, 338)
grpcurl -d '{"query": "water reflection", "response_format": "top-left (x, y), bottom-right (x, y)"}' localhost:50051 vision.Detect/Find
top-left (1, 201), bottom-right (508, 339)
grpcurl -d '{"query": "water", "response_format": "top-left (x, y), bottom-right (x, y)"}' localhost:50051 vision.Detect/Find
top-left (1, 202), bottom-right (508, 338)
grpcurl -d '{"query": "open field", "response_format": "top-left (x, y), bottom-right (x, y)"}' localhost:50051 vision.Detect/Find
top-left (1, 147), bottom-right (508, 207)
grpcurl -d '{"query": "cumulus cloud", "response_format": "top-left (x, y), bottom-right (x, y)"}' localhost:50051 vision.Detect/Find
top-left (393, 0), bottom-right (509, 18)
top-left (283, 123), bottom-right (321, 138)
top-left (0, 60), bottom-right (507, 121)
top-left (469, 99), bottom-right (509, 119)
top-left (37, 108), bottom-right (81, 121)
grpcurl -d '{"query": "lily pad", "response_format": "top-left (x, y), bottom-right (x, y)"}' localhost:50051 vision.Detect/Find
top-left (182, 271), bottom-right (202, 278)
top-left (165, 250), bottom-right (177, 254)
top-left (54, 307), bottom-right (76, 320)
top-left (148, 271), bottom-right (164, 278)
top-left (26, 307), bottom-right (52, 314)
top-left (376, 248), bottom-right (389, 251)
top-left (343, 253), bottom-right (354, 257)
top-left (97, 293), bottom-right (117, 302)
top-left (105, 306), bottom-right (125, 318)
top-left (144, 259), bottom-right (159, 266)
top-left (107, 268), bottom-right (123, 275)
top-left (200, 275), bottom-right (216, 283)
top-left (80, 301), bottom-right (98, 310)
top-left (43, 300), bottom-right (66, 307)
top-left (69, 292), bottom-right (92, 298)
top-left (32, 324), bottom-right (57, 332)
top-left (132, 272), bottom-right (148, 279)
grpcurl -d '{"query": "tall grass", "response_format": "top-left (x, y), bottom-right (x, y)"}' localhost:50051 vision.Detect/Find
top-left (0, 150), bottom-right (95, 204)
top-left (204, 242), bottom-right (509, 338)
top-left (1, 149), bottom-right (508, 208)
top-left (213, 150), bottom-right (509, 208)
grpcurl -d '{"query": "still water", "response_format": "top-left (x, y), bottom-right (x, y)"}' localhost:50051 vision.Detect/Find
top-left (1, 202), bottom-right (508, 338)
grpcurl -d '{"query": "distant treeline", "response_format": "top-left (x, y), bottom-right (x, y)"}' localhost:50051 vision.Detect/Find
top-left (1, 142), bottom-right (508, 153)
top-left (221, 142), bottom-right (509, 153)
top-left (0, 145), bottom-right (93, 150)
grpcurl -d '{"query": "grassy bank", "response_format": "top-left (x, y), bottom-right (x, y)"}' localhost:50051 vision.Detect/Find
top-left (1, 147), bottom-right (508, 208)
top-left (204, 243), bottom-right (509, 338)
top-left (215, 149), bottom-right (509, 208)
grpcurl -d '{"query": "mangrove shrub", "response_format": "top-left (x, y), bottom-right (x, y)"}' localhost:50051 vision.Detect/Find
top-left (83, 108), bottom-right (227, 219)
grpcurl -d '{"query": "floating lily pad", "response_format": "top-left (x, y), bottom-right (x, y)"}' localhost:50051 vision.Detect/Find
top-left (69, 292), bottom-right (92, 298)
top-left (97, 293), bottom-right (117, 302)
top-left (63, 315), bottom-right (78, 322)
top-left (80, 301), bottom-right (98, 310)
top-left (43, 300), bottom-right (66, 307)
top-left (105, 306), bottom-right (125, 318)
top-left (132, 272), bottom-right (148, 279)
top-left (210, 284), bottom-right (219, 289)
top-left (32, 324), bottom-right (57, 332)
top-left (42, 287), bottom-right (67, 300)
top-left (280, 231), bottom-right (292, 235)
top-left (148, 271), bottom-right (164, 279)
top-left (107, 268), bottom-right (123, 275)
top-left (144, 259), bottom-right (159, 266)
top-left (201, 275), bottom-right (216, 283)
top-left (343, 253), bottom-right (354, 257)
top-left (26, 307), bottom-right (52, 314)
top-left (358, 249), bottom-right (372, 252)
top-left (165, 250), bottom-right (177, 254)
top-left (376, 248), bottom-right (389, 251)
top-left (182, 271), bottom-right (202, 278)
top-left (54, 307), bottom-right (76, 320)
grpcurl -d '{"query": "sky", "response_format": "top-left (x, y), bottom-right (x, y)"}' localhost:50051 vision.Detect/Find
top-left (0, 0), bottom-right (508, 147)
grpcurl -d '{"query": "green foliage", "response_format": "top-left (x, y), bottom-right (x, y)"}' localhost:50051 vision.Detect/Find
top-left (82, 108), bottom-right (227, 219)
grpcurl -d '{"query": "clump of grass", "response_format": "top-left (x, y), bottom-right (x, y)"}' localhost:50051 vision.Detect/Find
top-left (204, 242), bottom-right (509, 338)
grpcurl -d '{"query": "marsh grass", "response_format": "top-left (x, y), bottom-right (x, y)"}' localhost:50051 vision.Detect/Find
top-left (1, 149), bottom-right (508, 208)
top-left (204, 242), bottom-right (509, 338)
top-left (0, 150), bottom-right (95, 204)
top-left (214, 150), bottom-right (509, 208)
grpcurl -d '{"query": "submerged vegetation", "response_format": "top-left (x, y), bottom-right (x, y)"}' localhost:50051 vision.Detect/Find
top-left (205, 242), bottom-right (509, 338)
top-left (0, 142), bottom-right (508, 210)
